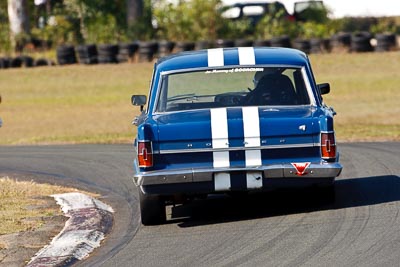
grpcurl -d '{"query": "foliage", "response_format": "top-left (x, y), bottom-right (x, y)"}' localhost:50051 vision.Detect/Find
top-left (298, 21), bottom-right (335, 39)
top-left (254, 9), bottom-right (300, 39)
top-left (127, 0), bottom-right (155, 40)
top-left (153, 0), bottom-right (245, 41)
top-left (370, 17), bottom-right (400, 34)
top-left (0, 3), bottom-right (11, 53)
top-left (31, 13), bottom-right (80, 46)
top-left (61, 0), bottom-right (127, 43)
top-left (295, 1), bottom-right (330, 24)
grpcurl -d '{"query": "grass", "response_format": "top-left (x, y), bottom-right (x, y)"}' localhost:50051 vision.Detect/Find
top-left (0, 177), bottom-right (87, 235)
top-left (0, 63), bottom-right (152, 144)
top-left (310, 52), bottom-right (400, 141)
top-left (0, 52), bottom-right (399, 144)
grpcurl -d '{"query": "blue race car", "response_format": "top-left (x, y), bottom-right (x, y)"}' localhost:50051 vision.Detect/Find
top-left (132, 47), bottom-right (342, 225)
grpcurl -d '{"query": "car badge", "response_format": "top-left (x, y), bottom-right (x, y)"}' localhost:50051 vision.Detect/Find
top-left (291, 162), bottom-right (311, 176)
top-left (299, 125), bottom-right (306, 131)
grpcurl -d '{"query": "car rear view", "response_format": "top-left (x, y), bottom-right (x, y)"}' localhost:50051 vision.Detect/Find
top-left (132, 47), bottom-right (342, 225)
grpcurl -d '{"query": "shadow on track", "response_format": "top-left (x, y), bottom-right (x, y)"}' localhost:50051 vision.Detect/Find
top-left (170, 175), bottom-right (400, 227)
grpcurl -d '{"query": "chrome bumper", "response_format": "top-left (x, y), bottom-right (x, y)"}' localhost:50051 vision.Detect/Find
top-left (133, 161), bottom-right (342, 187)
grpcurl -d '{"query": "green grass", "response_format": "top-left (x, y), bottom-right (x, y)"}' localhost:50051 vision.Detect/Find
top-left (0, 52), bottom-right (399, 144)
top-left (0, 63), bottom-right (152, 144)
top-left (310, 52), bottom-right (400, 141)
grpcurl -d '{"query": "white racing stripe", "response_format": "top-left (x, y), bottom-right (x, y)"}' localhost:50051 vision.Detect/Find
top-left (246, 172), bottom-right (263, 189)
top-left (242, 106), bottom-right (263, 189)
top-left (215, 172), bottom-right (231, 191)
top-left (242, 106), bottom-right (262, 167)
top-left (208, 48), bottom-right (224, 67)
top-left (211, 108), bottom-right (231, 191)
top-left (238, 47), bottom-right (255, 65)
top-left (210, 108), bottom-right (230, 168)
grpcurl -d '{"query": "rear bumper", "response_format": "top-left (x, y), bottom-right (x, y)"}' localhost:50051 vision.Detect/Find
top-left (133, 161), bottom-right (342, 193)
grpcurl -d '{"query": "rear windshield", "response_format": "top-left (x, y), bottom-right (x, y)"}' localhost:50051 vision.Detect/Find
top-left (156, 67), bottom-right (311, 112)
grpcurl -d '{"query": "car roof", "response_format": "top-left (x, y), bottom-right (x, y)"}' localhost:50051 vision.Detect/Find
top-left (156, 47), bottom-right (308, 73)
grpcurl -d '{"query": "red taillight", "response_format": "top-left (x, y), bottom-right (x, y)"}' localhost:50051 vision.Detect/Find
top-left (137, 141), bottom-right (153, 167)
top-left (321, 133), bottom-right (336, 159)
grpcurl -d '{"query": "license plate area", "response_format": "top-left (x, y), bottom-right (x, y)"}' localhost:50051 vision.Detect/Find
top-left (214, 171), bottom-right (263, 191)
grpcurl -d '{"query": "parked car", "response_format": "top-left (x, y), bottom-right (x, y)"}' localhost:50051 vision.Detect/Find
top-left (221, 0), bottom-right (327, 26)
top-left (132, 47), bottom-right (342, 225)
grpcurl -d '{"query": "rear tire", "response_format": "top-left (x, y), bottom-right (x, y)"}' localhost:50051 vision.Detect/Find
top-left (139, 188), bottom-right (166, 225)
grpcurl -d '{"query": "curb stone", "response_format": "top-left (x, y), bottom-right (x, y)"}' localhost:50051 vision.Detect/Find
top-left (26, 192), bottom-right (114, 267)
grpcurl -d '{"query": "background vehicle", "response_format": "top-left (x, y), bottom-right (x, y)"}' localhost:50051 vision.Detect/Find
top-left (221, 0), bottom-right (327, 25)
top-left (132, 47), bottom-right (342, 225)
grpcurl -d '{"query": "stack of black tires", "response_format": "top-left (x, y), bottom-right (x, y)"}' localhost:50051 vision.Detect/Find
top-left (56, 45), bottom-right (77, 65)
top-left (76, 44), bottom-right (98, 64)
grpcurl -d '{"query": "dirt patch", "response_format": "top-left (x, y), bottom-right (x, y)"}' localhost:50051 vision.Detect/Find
top-left (0, 197), bottom-right (67, 267)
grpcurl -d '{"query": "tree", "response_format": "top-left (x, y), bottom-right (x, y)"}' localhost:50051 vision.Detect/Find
top-left (7, 0), bottom-right (30, 49)
top-left (127, 0), bottom-right (143, 27)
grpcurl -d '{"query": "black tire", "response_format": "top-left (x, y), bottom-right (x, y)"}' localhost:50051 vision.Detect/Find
top-left (35, 58), bottom-right (51, 67)
top-left (98, 44), bottom-right (119, 64)
top-left (0, 57), bottom-right (11, 69)
top-left (253, 39), bottom-right (271, 47)
top-left (330, 32), bottom-right (351, 53)
top-left (57, 45), bottom-right (77, 65)
top-left (16, 56), bottom-right (34, 67)
top-left (375, 33), bottom-right (397, 52)
top-left (195, 40), bottom-right (210, 50)
top-left (310, 38), bottom-right (324, 54)
top-left (157, 40), bottom-right (175, 57)
top-left (351, 32), bottom-right (373, 52)
top-left (139, 188), bottom-right (166, 225)
top-left (118, 42), bottom-right (139, 62)
top-left (270, 36), bottom-right (291, 48)
top-left (235, 39), bottom-right (253, 47)
top-left (175, 41), bottom-right (195, 52)
top-left (293, 39), bottom-right (311, 54)
top-left (76, 44), bottom-right (98, 64)
top-left (138, 41), bottom-right (158, 62)
top-left (214, 39), bottom-right (235, 48)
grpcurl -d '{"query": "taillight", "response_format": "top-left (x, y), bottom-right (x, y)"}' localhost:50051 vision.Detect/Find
top-left (137, 141), bottom-right (153, 167)
top-left (321, 132), bottom-right (336, 159)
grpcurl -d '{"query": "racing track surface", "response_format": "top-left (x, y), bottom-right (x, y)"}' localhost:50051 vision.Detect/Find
top-left (0, 142), bottom-right (399, 266)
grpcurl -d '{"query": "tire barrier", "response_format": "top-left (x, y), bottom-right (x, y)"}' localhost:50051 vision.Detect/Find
top-left (1, 32), bottom-right (398, 71)
top-left (175, 41), bottom-right (195, 52)
top-left (293, 39), bottom-right (311, 54)
top-left (138, 41), bottom-right (158, 62)
top-left (309, 38), bottom-right (331, 54)
top-left (331, 32), bottom-right (351, 53)
top-left (215, 39), bottom-right (235, 48)
top-left (10, 57), bottom-right (22, 68)
top-left (97, 44), bottom-right (119, 64)
top-left (157, 41), bottom-right (175, 57)
top-left (375, 33), bottom-right (397, 52)
top-left (118, 42), bottom-right (139, 62)
top-left (56, 45), bottom-right (77, 65)
top-left (195, 40), bottom-right (211, 50)
top-left (235, 39), bottom-right (253, 47)
top-left (0, 58), bottom-right (11, 69)
top-left (76, 44), bottom-right (98, 65)
top-left (270, 36), bottom-right (291, 48)
top-left (351, 32), bottom-right (373, 52)
top-left (35, 58), bottom-right (53, 67)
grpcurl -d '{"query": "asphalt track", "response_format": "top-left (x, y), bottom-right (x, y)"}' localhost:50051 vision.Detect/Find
top-left (0, 142), bottom-right (399, 266)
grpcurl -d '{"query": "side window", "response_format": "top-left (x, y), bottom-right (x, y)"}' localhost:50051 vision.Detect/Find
top-left (156, 75), bottom-right (168, 112)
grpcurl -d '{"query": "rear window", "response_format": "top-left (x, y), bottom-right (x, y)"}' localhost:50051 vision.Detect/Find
top-left (156, 67), bottom-right (311, 112)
